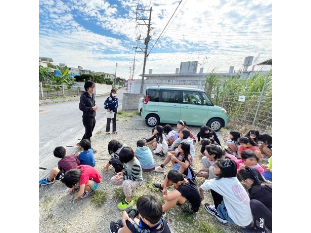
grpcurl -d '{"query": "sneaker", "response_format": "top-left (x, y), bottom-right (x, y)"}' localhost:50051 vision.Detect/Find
top-left (154, 166), bottom-right (165, 173)
top-left (241, 226), bottom-right (267, 233)
top-left (118, 199), bottom-right (134, 210)
top-left (126, 208), bottom-right (139, 219)
top-left (81, 190), bottom-right (94, 199)
top-left (152, 183), bottom-right (163, 191)
top-left (109, 221), bottom-right (122, 233)
top-left (39, 177), bottom-right (55, 185)
top-left (204, 203), bottom-right (227, 224)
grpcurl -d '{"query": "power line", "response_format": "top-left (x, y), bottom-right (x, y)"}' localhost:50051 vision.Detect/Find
top-left (147, 0), bottom-right (184, 57)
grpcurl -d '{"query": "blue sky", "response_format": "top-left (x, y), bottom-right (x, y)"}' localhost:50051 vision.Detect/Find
top-left (39, 0), bottom-right (272, 79)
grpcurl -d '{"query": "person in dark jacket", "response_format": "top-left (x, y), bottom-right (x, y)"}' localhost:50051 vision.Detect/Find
top-left (78, 81), bottom-right (98, 144)
top-left (104, 88), bottom-right (119, 134)
top-left (197, 126), bottom-right (221, 146)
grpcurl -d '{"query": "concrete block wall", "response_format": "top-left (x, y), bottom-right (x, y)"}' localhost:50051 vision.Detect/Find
top-left (122, 93), bottom-right (144, 111)
top-left (72, 82), bottom-right (112, 95)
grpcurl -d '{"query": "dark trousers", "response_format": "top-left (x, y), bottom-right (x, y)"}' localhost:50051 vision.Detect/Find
top-left (82, 116), bottom-right (96, 141)
top-left (106, 114), bottom-right (117, 132)
top-left (109, 158), bottom-right (123, 173)
top-left (211, 190), bottom-right (223, 209)
top-left (250, 199), bottom-right (272, 231)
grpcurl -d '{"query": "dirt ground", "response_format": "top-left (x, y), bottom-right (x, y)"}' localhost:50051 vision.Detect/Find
top-left (39, 112), bottom-right (244, 233)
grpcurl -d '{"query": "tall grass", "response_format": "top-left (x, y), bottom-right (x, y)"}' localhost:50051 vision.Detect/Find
top-left (205, 71), bottom-right (272, 134)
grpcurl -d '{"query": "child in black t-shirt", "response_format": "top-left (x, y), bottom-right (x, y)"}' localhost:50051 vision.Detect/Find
top-left (109, 195), bottom-right (171, 233)
top-left (152, 169), bottom-right (201, 214)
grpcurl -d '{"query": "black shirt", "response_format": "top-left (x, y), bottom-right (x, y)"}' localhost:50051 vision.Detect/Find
top-left (176, 179), bottom-right (201, 212)
top-left (249, 184), bottom-right (272, 212)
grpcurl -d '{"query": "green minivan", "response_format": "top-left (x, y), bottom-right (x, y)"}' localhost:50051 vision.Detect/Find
top-left (141, 86), bottom-right (228, 132)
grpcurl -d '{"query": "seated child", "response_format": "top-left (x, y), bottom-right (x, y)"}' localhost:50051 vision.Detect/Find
top-left (163, 124), bottom-right (179, 146)
top-left (223, 131), bottom-right (241, 157)
top-left (261, 156), bottom-right (272, 181)
top-left (105, 139), bottom-right (127, 172)
top-left (155, 142), bottom-right (195, 181)
top-left (169, 129), bottom-right (195, 161)
top-left (197, 126), bottom-right (221, 146)
top-left (39, 146), bottom-right (80, 185)
top-left (76, 139), bottom-right (96, 167)
top-left (237, 166), bottom-right (272, 231)
top-left (237, 150), bottom-right (264, 174)
top-left (152, 169), bottom-right (201, 214)
top-left (61, 165), bottom-right (102, 201)
top-left (199, 158), bottom-right (253, 228)
top-left (145, 125), bottom-right (168, 156)
top-left (135, 140), bottom-right (155, 170)
top-left (237, 137), bottom-right (262, 161)
top-left (110, 147), bottom-right (143, 210)
top-left (195, 144), bottom-right (223, 179)
top-left (109, 195), bottom-right (171, 233)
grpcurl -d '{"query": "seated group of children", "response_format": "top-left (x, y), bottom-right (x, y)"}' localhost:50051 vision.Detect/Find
top-left (40, 121), bottom-right (272, 233)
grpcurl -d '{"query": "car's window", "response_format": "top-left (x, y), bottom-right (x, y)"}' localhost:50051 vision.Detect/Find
top-left (182, 91), bottom-right (203, 105)
top-left (147, 89), bottom-right (159, 102)
top-left (201, 92), bottom-right (214, 106)
top-left (161, 90), bottom-right (180, 103)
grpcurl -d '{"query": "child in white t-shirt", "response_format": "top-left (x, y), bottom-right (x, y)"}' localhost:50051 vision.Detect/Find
top-left (199, 158), bottom-right (253, 230)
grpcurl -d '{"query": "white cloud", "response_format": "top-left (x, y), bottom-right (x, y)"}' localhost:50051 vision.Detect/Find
top-left (39, 0), bottom-right (272, 79)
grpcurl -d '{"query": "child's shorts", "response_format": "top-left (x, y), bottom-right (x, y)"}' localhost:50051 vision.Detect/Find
top-left (180, 199), bottom-right (195, 213)
top-left (55, 170), bottom-right (65, 181)
top-left (91, 181), bottom-right (99, 190)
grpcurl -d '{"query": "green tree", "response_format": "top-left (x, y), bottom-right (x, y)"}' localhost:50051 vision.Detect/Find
top-left (50, 66), bottom-right (75, 88)
top-left (39, 65), bottom-right (53, 83)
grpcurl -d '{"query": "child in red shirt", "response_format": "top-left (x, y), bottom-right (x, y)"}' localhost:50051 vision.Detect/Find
top-left (61, 165), bottom-right (101, 201)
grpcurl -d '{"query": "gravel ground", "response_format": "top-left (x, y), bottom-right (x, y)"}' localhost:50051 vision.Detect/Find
top-left (39, 111), bottom-right (242, 233)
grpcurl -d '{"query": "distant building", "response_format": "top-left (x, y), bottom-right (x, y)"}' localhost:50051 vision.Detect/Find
top-left (39, 57), bottom-right (53, 68)
top-left (128, 58), bottom-right (271, 94)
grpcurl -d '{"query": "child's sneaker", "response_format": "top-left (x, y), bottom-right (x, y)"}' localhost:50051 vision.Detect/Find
top-left (118, 199), bottom-right (134, 210)
top-left (154, 166), bottom-right (165, 173)
top-left (109, 221), bottom-right (122, 233)
top-left (204, 203), bottom-right (228, 224)
top-left (126, 208), bottom-right (139, 219)
top-left (39, 177), bottom-right (55, 185)
top-left (81, 190), bottom-right (94, 199)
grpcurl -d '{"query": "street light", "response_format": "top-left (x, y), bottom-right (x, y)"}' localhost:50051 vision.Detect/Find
top-left (114, 63), bottom-right (118, 88)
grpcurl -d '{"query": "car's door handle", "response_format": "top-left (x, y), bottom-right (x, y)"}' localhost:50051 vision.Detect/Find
top-left (173, 105), bottom-right (179, 108)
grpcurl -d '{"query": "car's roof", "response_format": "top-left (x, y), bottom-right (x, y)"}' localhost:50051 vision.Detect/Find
top-left (146, 86), bottom-right (204, 91)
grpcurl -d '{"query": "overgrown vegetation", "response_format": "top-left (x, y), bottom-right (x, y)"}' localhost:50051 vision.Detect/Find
top-left (205, 71), bottom-right (272, 134)
top-left (91, 190), bottom-right (108, 207)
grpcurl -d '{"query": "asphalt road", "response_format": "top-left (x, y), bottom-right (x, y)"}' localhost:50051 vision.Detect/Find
top-left (39, 88), bottom-right (125, 169)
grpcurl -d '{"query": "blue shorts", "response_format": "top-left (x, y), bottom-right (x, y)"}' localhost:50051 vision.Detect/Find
top-left (91, 181), bottom-right (99, 190)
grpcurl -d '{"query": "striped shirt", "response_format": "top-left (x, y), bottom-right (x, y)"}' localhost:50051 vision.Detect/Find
top-left (123, 157), bottom-right (143, 182)
top-left (58, 154), bottom-right (80, 172)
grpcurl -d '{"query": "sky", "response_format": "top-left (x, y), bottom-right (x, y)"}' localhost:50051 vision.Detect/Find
top-left (39, 0), bottom-right (272, 80)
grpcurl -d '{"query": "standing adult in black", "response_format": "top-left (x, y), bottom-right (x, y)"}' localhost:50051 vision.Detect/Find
top-left (78, 81), bottom-right (98, 144)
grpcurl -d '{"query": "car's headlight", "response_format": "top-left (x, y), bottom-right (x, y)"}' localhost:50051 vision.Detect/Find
top-left (221, 109), bottom-right (227, 114)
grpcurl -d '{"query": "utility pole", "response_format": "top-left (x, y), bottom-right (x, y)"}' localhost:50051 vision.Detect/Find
top-left (136, 7), bottom-right (152, 94)
top-left (114, 63), bottom-right (118, 88)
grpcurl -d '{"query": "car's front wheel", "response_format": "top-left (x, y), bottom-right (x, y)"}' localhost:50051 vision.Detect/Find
top-left (145, 114), bottom-right (160, 127)
top-left (206, 118), bottom-right (223, 132)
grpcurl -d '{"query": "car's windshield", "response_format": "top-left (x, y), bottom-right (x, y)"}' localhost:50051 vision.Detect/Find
top-left (201, 92), bottom-right (214, 106)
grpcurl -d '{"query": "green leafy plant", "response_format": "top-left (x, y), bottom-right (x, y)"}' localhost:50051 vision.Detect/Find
top-left (91, 191), bottom-right (107, 207)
